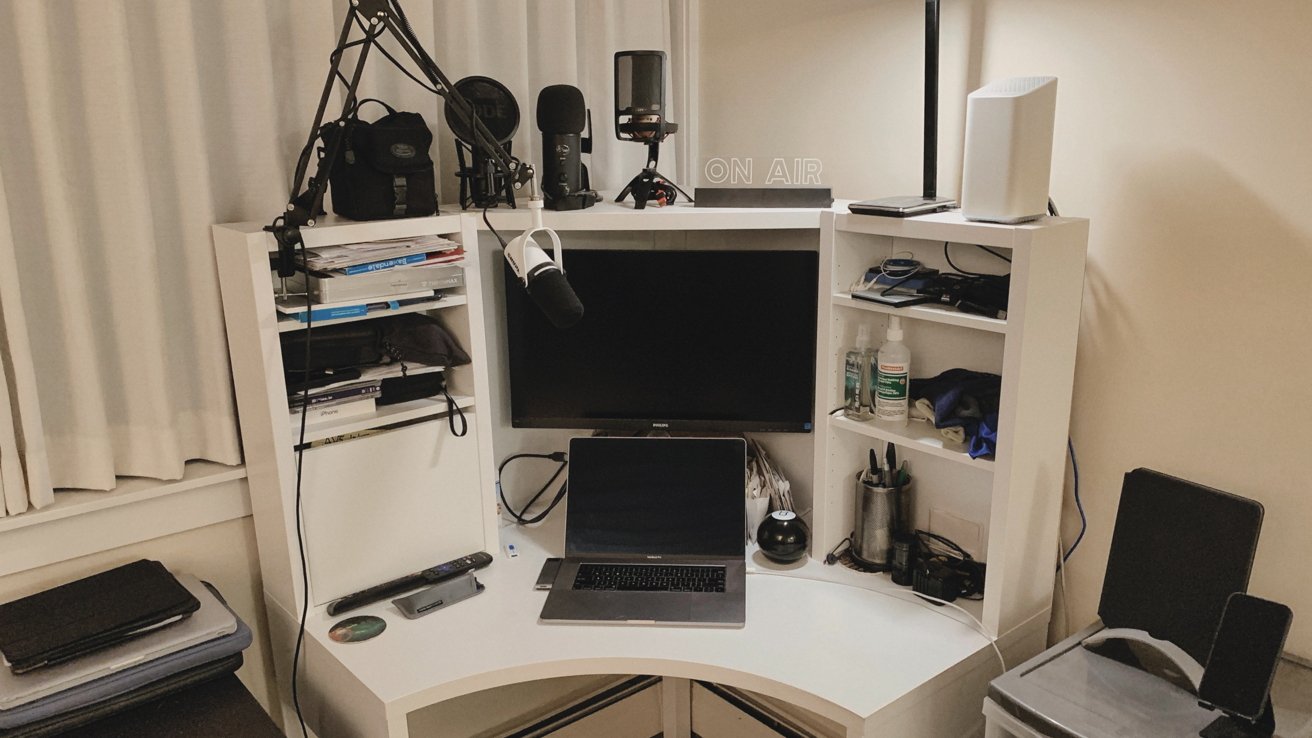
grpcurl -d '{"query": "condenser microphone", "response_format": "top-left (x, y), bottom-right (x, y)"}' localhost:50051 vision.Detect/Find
top-left (536, 85), bottom-right (598, 211)
top-left (445, 76), bottom-right (520, 209)
top-left (504, 197), bottom-right (583, 328)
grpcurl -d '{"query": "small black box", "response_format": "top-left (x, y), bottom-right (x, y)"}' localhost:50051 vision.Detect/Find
top-left (694, 187), bottom-right (833, 209)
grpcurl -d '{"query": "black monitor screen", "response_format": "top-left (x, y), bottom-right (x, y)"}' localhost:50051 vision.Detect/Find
top-left (505, 249), bottom-right (818, 432)
top-left (565, 437), bottom-right (745, 557)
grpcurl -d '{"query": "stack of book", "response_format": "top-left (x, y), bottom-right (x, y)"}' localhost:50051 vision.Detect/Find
top-left (277, 235), bottom-right (466, 323)
top-left (288, 363), bottom-right (444, 424)
top-left (0, 560), bottom-right (252, 737)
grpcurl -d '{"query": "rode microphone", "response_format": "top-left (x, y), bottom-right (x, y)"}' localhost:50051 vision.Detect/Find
top-left (536, 85), bottom-right (598, 211)
top-left (446, 76), bottom-right (520, 209)
top-left (503, 195), bottom-right (583, 329)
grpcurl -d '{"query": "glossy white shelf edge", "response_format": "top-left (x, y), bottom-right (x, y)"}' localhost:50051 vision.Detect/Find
top-left (0, 461), bottom-right (247, 534)
top-left (832, 211), bottom-right (1082, 249)
top-left (298, 214), bottom-right (466, 249)
top-left (828, 414), bottom-right (995, 471)
top-left (290, 395), bottom-right (475, 444)
top-left (0, 462), bottom-right (250, 577)
top-left (831, 293), bottom-right (1008, 334)
top-left (276, 295), bottom-right (469, 333)
top-left (478, 195), bottom-right (826, 231)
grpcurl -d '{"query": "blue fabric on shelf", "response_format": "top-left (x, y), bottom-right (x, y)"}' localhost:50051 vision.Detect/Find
top-left (910, 369), bottom-right (1002, 459)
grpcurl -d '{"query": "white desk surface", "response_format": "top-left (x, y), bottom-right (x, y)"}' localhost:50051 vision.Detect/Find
top-left (303, 515), bottom-right (996, 729)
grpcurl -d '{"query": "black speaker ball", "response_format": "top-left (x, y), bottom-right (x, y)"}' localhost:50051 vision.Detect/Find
top-left (757, 510), bottom-right (810, 563)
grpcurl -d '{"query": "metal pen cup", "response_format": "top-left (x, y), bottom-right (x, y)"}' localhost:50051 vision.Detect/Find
top-left (852, 472), bottom-right (913, 569)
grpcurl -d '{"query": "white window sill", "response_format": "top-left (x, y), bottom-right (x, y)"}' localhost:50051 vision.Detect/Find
top-left (0, 461), bottom-right (249, 577)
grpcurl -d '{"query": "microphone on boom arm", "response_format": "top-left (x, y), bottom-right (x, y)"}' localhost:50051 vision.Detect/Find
top-left (502, 191), bottom-right (584, 329)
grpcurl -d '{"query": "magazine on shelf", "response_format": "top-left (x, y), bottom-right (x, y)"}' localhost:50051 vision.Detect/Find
top-left (274, 291), bottom-right (437, 323)
top-left (300, 235), bottom-right (460, 272)
top-left (288, 261), bottom-right (464, 303)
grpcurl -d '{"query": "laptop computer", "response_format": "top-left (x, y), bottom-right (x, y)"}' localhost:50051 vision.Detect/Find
top-left (0, 575), bottom-right (238, 710)
top-left (539, 437), bottom-right (747, 627)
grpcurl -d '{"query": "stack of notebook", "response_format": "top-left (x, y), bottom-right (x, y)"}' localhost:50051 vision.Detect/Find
top-left (287, 362), bottom-right (445, 423)
top-left (0, 560), bottom-right (252, 737)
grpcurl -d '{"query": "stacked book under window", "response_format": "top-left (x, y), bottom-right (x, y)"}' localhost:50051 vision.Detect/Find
top-left (0, 561), bottom-right (252, 737)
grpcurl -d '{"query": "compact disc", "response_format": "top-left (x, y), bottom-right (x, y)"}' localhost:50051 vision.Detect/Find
top-left (329, 615), bottom-right (386, 643)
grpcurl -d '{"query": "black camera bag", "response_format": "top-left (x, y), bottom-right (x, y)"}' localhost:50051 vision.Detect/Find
top-left (323, 99), bottom-right (438, 220)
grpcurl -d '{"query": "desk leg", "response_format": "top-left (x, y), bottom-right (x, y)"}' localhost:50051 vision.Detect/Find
top-left (661, 677), bottom-right (692, 738)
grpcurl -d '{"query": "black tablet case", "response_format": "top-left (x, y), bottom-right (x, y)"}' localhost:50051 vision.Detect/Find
top-left (0, 560), bottom-right (199, 674)
top-left (1097, 468), bottom-right (1263, 664)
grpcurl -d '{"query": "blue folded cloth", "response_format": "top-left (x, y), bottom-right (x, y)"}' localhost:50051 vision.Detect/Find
top-left (910, 369), bottom-right (1002, 459)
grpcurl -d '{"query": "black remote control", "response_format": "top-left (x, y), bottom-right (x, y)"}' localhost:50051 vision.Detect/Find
top-left (326, 551), bottom-right (493, 616)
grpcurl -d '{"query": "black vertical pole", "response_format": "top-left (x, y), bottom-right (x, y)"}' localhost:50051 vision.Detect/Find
top-left (923, 0), bottom-right (940, 200)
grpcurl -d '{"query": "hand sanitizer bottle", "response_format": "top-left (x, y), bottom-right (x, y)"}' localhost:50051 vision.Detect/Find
top-left (874, 317), bottom-right (910, 425)
top-left (843, 325), bottom-right (875, 421)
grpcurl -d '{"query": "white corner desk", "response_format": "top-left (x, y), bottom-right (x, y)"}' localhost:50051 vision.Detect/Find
top-left (289, 514), bottom-right (1039, 738)
top-left (215, 202), bottom-right (1086, 737)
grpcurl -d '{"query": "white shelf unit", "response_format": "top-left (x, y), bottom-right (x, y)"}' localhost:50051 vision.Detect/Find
top-left (813, 210), bottom-right (1088, 642)
top-left (212, 215), bottom-right (498, 627)
top-left (209, 203), bottom-right (1087, 736)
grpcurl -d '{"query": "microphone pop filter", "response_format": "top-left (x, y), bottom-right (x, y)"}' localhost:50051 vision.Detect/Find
top-left (536, 85), bottom-right (586, 135)
top-left (526, 267), bottom-right (584, 329)
top-left (445, 76), bottom-right (519, 145)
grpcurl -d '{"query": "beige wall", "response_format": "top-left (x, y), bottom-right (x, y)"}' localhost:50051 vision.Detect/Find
top-left (0, 518), bottom-right (278, 719)
top-left (700, 0), bottom-right (1312, 658)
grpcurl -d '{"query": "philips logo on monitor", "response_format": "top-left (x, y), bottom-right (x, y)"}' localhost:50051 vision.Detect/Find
top-left (652, 422), bottom-right (670, 429)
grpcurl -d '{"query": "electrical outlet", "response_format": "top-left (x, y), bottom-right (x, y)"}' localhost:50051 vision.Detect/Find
top-left (928, 508), bottom-right (982, 560)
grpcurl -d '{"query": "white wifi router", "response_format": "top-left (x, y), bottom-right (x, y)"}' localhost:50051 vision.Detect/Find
top-left (960, 76), bottom-right (1058, 223)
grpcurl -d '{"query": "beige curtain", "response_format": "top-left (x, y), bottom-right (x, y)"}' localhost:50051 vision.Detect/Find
top-left (0, 0), bottom-right (682, 508)
top-left (0, 0), bottom-right (337, 499)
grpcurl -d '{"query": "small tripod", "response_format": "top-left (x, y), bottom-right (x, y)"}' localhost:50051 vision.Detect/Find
top-left (616, 141), bottom-right (693, 210)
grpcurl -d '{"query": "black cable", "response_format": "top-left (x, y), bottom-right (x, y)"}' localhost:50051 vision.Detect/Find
top-left (441, 386), bottom-right (468, 437)
top-left (290, 240), bottom-right (313, 738)
top-left (915, 529), bottom-right (973, 561)
top-left (482, 205), bottom-right (508, 248)
top-left (943, 241), bottom-right (1010, 277)
top-left (1062, 437), bottom-right (1085, 563)
top-left (824, 536), bottom-right (852, 565)
top-left (350, 12), bottom-right (442, 95)
top-left (291, 35), bottom-right (375, 194)
top-left (497, 452), bottom-right (569, 525)
top-left (974, 244), bottom-right (1012, 264)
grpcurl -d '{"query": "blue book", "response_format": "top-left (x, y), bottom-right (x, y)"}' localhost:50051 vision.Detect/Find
top-left (341, 253), bottom-right (427, 275)
top-left (285, 295), bottom-right (436, 324)
top-left (291, 304), bottom-right (368, 322)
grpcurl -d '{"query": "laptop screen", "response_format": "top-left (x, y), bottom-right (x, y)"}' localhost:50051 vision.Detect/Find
top-left (565, 437), bottom-right (746, 558)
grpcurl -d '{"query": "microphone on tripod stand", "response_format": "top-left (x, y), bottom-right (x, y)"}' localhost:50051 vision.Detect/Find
top-left (445, 76), bottom-right (520, 209)
top-left (613, 50), bottom-right (692, 210)
top-left (537, 85), bottom-right (599, 211)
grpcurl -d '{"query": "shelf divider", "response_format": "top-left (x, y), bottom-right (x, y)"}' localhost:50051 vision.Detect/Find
top-left (831, 294), bottom-right (1007, 334)
top-left (829, 413), bottom-right (994, 471)
top-left (277, 294), bottom-right (468, 333)
top-left (291, 395), bottom-right (475, 444)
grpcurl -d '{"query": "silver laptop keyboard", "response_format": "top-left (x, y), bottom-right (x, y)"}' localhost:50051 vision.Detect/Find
top-left (572, 564), bottom-right (727, 592)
